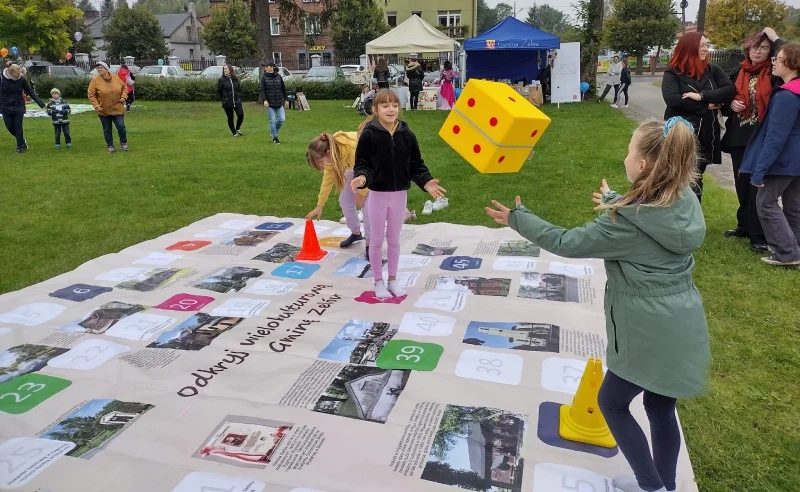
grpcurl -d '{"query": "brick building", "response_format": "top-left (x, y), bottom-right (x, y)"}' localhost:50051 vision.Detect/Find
top-left (269, 0), bottom-right (339, 70)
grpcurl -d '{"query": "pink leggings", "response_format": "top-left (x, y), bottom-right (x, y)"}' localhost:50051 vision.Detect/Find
top-left (367, 190), bottom-right (407, 280)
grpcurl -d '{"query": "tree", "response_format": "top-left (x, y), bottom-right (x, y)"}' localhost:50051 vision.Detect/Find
top-left (101, 0), bottom-right (115, 18)
top-left (477, 0), bottom-right (498, 34)
top-left (706, 0), bottom-right (788, 48)
top-left (103, 6), bottom-right (171, 60)
top-left (574, 0), bottom-right (605, 95)
top-left (0, 0), bottom-right (82, 59)
top-left (525, 3), bottom-right (570, 34)
top-left (495, 2), bottom-right (514, 20)
top-left (75, 0), bottom-right (94, 12)
top-left (421, 461), bottom-right (488, 490)
top-left (135, 0), bottom-right (211, 17)
top-left (605, 0), bottom-right (679, 74)
top-left (697, 0), bottom-right (707, 32)
top-left (331, 0), bottom-right (388, 58)
top-left (39, 14), bottom-right (96, 61)
top-left (783, 6), bottom-right (800, 41)
top-left (201, 0), bottom-right (256, 58)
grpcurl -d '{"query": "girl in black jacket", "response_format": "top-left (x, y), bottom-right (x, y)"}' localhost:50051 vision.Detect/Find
top-left (662, 32), bottom-right (736, 202)
top-left (217, 64), bottom-right (243, 136)
top-left (1, 64), bottom-right (45, 153)
top-left (350, 89), bottom-right (446, 299)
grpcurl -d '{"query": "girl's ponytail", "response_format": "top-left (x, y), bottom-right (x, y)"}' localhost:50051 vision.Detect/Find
top-left (598, 118), bottom-right (698, 218)
top-left (306, 132), bottom-right (333, 172)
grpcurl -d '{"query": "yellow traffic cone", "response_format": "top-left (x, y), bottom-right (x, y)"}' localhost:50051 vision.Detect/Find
top-left (559, 358), bottom-right (617, 448)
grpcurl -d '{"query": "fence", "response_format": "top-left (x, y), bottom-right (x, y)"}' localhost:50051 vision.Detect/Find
top-left (84, 56), bottom-right (362, 73)
top-left (708, 49), bottom-right (745, 74)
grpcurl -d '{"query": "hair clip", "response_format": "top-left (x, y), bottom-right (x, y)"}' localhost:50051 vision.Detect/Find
top-left (663, 116), bottom-right (694, 137)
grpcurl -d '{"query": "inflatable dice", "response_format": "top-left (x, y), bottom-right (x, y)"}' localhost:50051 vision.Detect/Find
top-left (439, 79), bottom-right (552, 173)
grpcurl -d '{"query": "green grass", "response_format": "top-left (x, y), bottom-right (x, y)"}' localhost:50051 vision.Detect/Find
top-left (1, 100), bottom-right (798, 491)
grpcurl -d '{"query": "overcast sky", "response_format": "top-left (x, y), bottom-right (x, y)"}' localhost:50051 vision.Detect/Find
top-left (486, 0), bottom-right (800, 25)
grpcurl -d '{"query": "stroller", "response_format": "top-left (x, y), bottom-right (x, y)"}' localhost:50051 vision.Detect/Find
top-left (356, 89), bottom-right (374, 116)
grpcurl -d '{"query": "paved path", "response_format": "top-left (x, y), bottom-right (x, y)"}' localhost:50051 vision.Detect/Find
top-left (611, 74), bottom-right (735, 192)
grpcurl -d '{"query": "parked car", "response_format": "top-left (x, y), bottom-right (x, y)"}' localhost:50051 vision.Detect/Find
top-left (340, 64), bottom-right (365, 75)
top-left (26, 64), bottom-right (88, 79)
top-left (423, 64), bottom-right (461, 84)
top-left (196, 65), bottom-right (242, 79)
top-left (244, 66), bottom-right (297, 83)
top-left (137, 65), bottom-right (189, 78)
top-left (88, 64), bottom-right (141, 77)
top-left (302, 66), bottom-right (346, 83)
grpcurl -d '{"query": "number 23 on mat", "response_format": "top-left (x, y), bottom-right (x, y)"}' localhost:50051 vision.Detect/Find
top-left (0, 373), bottom-right (72, 414)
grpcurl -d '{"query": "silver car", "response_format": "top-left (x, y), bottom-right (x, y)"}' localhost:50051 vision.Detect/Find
top-left (137, 65), bottom-right (189, 78)
top-left (302, 66), bottom-right (346, 83)
top-left (196, 65), bottom-right (242, 79)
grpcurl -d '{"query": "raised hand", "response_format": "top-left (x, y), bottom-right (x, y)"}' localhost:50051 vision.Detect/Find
top-left (424, 179), bottom-right (447, 198)
top-left (485, 196), bottom-right (522, 226)
top-left (592, 179), bottom-right (611, 204)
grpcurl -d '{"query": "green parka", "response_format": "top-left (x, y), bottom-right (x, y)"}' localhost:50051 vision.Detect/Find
top-left (508, 187), bottom-right (710, 398)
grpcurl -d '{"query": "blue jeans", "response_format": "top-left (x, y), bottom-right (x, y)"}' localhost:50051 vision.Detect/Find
top-left (266, 106), bottom-right (285, 138)
top-left (598, 371), bottom-right (679, 491)
top-left (98, 115), bottom-right (126, 147)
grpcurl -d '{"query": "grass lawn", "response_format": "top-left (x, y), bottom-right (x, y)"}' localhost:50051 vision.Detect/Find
top-left (1, 100), bottom-right (798, 490)
top-left (652, 80), bottom-right (663, 87)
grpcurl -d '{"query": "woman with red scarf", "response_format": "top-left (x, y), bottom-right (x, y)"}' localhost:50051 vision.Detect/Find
top-left (721, 27), bottom-right (784, 252)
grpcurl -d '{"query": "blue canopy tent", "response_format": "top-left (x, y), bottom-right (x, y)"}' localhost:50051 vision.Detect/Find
top-left (464, 17), bottom-right (560, 83)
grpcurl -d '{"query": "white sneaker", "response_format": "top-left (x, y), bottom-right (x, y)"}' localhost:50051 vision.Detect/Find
top-left (612, 475), bottom-right (668, 492)
top-left (374, 280), bottom-right (391, 299)
top-left (611, 104), bottom-right (619, 108)
top-left (422, 200), bottom-right (433, 215)
top-left (339, 217), bottom-right (347, 224)
top-left (624, 104), bottom-right (629, 108)
top-left (432, 197), bottom-right (449, 211)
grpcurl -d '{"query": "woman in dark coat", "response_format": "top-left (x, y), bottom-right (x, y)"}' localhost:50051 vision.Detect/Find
top-left (662, 31), bottom-right (736, 202)
top-left (721, 27), bottom-right (784, 252)
top-left (217, 64), bottom-right (244, 137)
top-left (405, 55), bottom-right (424, 110)
top-left (0, 63), bottom-right (45, 153)
top-left (374, 58), bottom-right (390, 89)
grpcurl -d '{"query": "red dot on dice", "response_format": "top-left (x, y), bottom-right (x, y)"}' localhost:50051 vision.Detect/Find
top-left (531, 129), bottom-right (538, 138)
top-left (473, 144), bottom-right (481, 153)
top-left (453, 125), bottom-right (460, 134)
top-left (498, 155), bottom-right (506, 163)
top-left (508, 96), bottom-right (517, 102)
top-left (468, 98), bottom-right (476, 107)
top-left (489, 117), bottom-right (498, 127)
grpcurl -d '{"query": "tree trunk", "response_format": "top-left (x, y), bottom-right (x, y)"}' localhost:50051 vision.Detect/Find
top-left (251, 0), bottom-right (273, 103)
top-left (696, 0), bottom-right (707, 32)
top-left (580, 0), bottom-right (604, 98)
top-left (636, 54), bottom-right (643, 75)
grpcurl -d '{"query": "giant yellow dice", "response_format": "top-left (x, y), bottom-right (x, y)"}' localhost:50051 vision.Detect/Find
top-left (439, 79), bottom-right (552, 173)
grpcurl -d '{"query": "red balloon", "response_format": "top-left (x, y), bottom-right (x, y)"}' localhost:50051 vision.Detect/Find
top-left (65, 53), bottom-right (73, 60)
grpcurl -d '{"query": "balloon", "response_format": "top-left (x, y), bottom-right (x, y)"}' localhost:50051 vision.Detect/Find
top-left (65, 53), bottom-right (73, 60)
top-left (157, 58), bottom-right (164, 66)
top-left (74, 31), bottom-right (83, 42)
top-left (0, 48), bottom-right (7, 57)
top-left (11, 46), bottom-right (18, 55)
top-left (580, 81), bottom-right (590, 93)
top-left (454, 88), bottom-right (462, 100)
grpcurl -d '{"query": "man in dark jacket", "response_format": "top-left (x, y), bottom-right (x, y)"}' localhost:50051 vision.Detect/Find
top-left (259, 61), bottom-right (286, 144)
top-left (0, 63), bottom-right (45, 153)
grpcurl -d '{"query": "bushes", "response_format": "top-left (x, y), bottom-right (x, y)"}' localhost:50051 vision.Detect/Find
top-left (30, 75), bottom-right (362, 101)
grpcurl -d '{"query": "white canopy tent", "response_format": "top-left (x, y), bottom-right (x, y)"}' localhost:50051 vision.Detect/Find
top-left (366, 14), bottom-right (460, 55)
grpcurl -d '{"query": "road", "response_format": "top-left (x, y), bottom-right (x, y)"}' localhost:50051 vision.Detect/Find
top-left (612, 74), bottom-right (735, 192)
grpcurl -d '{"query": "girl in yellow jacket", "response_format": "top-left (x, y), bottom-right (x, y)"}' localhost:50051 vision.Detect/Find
top-left (306, 131), bottom-right (370, 252)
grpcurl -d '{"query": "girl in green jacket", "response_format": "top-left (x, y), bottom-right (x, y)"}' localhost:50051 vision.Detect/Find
top-left (487, 118), bottom-right (709, 492)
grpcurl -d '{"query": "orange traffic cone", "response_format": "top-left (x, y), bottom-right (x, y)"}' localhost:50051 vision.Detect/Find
top-left (295, 219), bottom-right (327, 261)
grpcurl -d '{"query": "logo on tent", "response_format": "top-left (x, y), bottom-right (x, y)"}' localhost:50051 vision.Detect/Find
top-left (486, 40), bottom-right (496, 49)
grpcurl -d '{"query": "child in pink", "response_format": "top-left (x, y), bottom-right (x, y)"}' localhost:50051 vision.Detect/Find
top-left (351, 89), bottom-right (446, 299)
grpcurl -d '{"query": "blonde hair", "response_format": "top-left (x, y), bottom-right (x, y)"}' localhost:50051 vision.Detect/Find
top-left (357, 89), bottom-right (401, 138)
top-left (7, 64), bottom-right (21, 78)
top-left (306, 132), bottom-right (346, 191)
top-left (598, 119), bottom-right (698, 218)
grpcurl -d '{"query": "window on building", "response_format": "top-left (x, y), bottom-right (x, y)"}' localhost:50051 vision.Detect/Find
top-left (304, 17), bottom-right (322, 35)
top-left (270, 17), bottom-right (280, 35)
top-left (322, 52), bottom-right (332, 65)
top-left (437, 11), bottom-right (461, 26)
top-left (272, 52), bottom-right (282, 66)
top-left (186, 25), bottom-right (193, 41)
top-left (189, 48), bottom-right (195, 60)
top-left (412, 11), bottom-right (421, 17)
top-left (299, 52), bottom-right (308, 70)
top-left (386, 12), bottom-right (397, 27)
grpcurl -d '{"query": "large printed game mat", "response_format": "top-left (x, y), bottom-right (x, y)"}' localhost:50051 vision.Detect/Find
top-left (0, 213), bottom-right (699, 492)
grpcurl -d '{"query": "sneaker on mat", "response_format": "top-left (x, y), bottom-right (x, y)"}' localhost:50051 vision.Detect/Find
top-left (340, 234), bottom-right (364, 248)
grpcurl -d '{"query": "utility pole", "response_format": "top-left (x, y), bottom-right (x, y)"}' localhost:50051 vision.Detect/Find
top-left (680, 0), bottom-right (688, 29)
top-left (697, 0), bottom-right (707, 32)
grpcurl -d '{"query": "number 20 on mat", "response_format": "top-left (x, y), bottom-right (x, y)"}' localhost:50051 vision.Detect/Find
top-left (455, 349), bottom-right (523, 385)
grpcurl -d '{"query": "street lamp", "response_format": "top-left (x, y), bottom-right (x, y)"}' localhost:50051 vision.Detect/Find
top-left (680, 0), bottom-right (688, 29)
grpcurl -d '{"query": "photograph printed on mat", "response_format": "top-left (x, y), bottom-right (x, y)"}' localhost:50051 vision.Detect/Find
top-left (318, 320), bottom-right (398, 366)
top-left (436, 277), bottom-right (511, 297)
top-left (412, 244), bottom-right (458, 256)
top-left (116, 267), bottom-right (194, 292)
top-left (61, 301), bottom-right (146, 334)
top-left (194, 267), bottom-right (264, 293)
top-left (463, 321), bottom-right (561, 352)
top-left (147, 313), bottom-right (244, 350)
top-left (251, 243), bottom-right (301, 263)
top-left (223, 230), bottom-right (278, 247)
top-left (0, 344), bottom-right (68, 384)
top-left (497, 240), bottom-right (541, 257)
top-left (518, 273), bottom-right (579, 303)
top-left (39, 399), bottom-right (154, 459)
top-left (421, 405), bottom-right (528, 492)
top-left (192, 415), bottom-right (293, 468)
top-left (312, 365), bottom-right (410, 423)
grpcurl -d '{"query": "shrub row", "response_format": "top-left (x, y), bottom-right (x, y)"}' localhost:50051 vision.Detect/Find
top-left (30, 76), bottom-right (363, 102)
